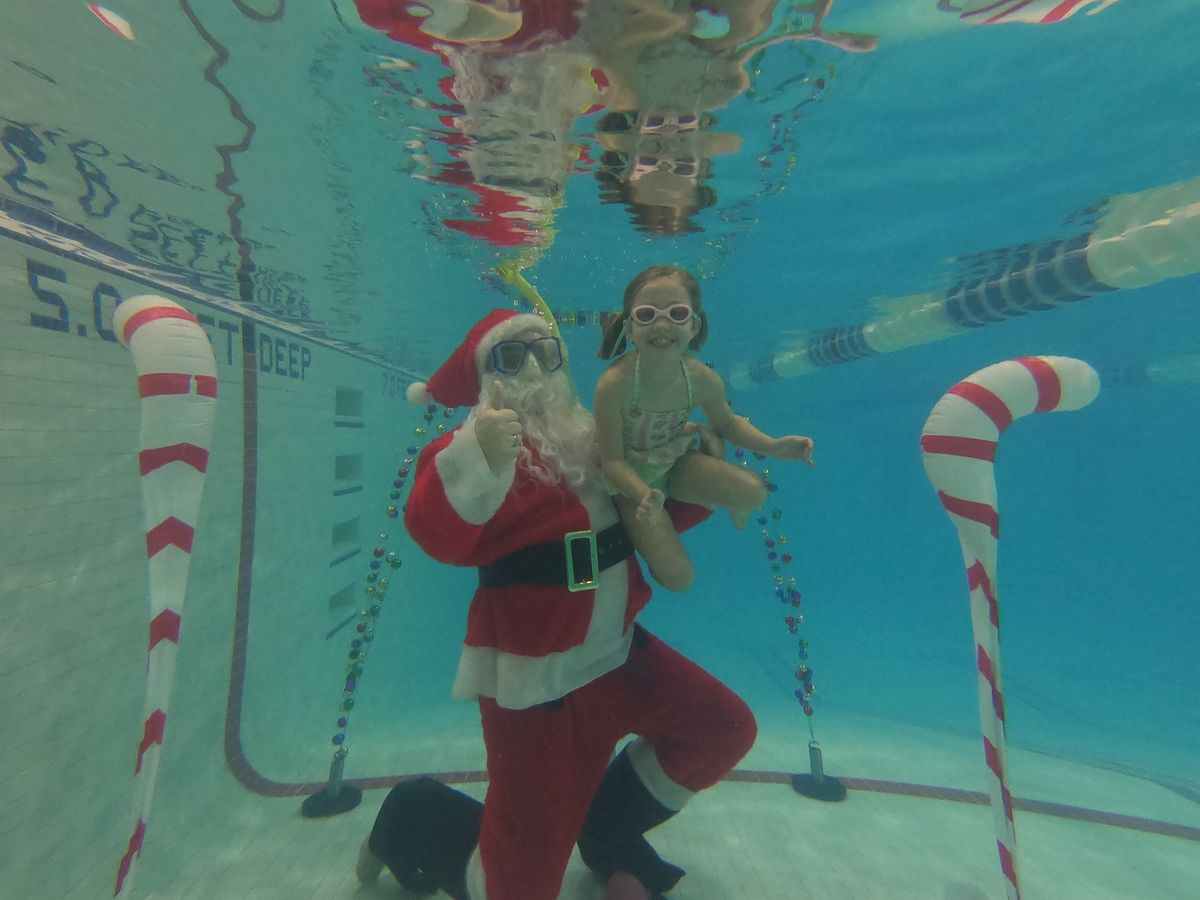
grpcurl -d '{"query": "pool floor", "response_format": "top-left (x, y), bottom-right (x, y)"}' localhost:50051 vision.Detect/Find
top-left (127, 726), bottom-right (1200, 900)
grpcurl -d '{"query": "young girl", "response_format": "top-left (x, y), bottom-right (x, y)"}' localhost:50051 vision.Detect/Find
top-left (595, 264), bottom-right (814, 592)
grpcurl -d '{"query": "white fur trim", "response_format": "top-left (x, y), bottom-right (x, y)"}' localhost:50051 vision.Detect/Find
top-left (406, 381), bottom-right (431, 405)
top-left (451, 475), bottom-right (627, 708)
top-left (435, 414), bottom-right (514, 524)
top-left (627, 738), bottom-right (694, 812)
top-left (465, 843), bottom-right (487, 900)
top-left (453, 627), bottom-right (633, 710)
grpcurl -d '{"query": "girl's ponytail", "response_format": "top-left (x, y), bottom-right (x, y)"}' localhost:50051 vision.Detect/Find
top-left (597, 311), bottom-right (629, 359)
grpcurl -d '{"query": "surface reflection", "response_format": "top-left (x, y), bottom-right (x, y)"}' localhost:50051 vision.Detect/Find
top-left (353, 0), bottom-right (877, 244)
top-left (589, 0), bottom-right (876, 235)
top-left (356, 0), bottom-right (597, 250)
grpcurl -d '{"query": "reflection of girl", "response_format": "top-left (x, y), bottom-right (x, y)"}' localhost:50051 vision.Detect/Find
top-left (589, 1), bottom-right (876, 234)
top-left (593, 116), bottom-right (721, 235)
top-left (592, 109), bottom-right (742, 234)
top-left (595, 265), bottom-right (814, 591)
top-left (593, 0), bottom-right (877, 116)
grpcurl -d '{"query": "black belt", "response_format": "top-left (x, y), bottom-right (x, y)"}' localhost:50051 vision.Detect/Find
top-left (478, 523), bottom-right (634, 591)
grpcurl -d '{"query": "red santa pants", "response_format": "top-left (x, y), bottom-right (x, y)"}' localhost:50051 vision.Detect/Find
top-left (475, 626), bottom-right (757, 900)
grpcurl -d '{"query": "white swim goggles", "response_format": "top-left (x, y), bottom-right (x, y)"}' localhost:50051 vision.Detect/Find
top-left (629, 304), bottom-right (694, 326)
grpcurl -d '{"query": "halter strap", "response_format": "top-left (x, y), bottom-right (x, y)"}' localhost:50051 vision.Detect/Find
top-left (632, 353), bottom-right (692, 411)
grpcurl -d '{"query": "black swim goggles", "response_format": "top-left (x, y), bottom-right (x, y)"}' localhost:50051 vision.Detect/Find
top-left (490, 336), bottom-right (564, 376)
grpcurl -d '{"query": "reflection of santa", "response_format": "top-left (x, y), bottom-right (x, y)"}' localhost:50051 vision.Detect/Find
top-left (356, 0), bottom-right (615, 52)
top-left (355, 1), bottom-right (604, 247)
top-left (379, 309), bottom-right (757, 900)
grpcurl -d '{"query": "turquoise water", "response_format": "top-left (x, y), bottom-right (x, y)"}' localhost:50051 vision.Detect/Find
top-left (2, 2), bottom-right (1198, 898)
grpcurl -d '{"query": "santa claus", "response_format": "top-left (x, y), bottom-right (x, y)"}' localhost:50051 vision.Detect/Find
top-left (357, 309), bottom-right (756, 900)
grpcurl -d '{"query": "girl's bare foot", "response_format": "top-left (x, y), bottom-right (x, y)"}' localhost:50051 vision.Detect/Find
top-left (729, 506), bottom-right (752, 529)
top-left (636, 488), bottom-right (667, 522)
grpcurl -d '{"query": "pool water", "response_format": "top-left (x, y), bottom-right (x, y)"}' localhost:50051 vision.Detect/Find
top-left (1, 2), bottom-right (1197, 898)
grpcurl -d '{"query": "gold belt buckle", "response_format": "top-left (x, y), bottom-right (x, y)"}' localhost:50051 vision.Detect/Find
top-left (564, 529), bottom-right (599, 592)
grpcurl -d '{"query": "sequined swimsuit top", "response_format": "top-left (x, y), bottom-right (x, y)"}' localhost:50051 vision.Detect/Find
top-left (622, 353), bottom-right (695, 468)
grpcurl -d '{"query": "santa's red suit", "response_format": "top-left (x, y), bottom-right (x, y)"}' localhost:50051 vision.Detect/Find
top-left (389, 310), bottom-right (756, 900)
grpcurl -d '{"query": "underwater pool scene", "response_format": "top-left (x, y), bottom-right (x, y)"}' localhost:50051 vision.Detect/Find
top-left (2, 2), bottom-right (1198, 898)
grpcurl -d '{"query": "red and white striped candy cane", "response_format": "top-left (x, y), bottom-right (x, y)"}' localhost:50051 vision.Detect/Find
top-left (111, 296), bottom-right (218, 896)
top-left (954, 0), bottom-right (1120, 27)
top-left (920, 356), bottom-right (1099, 900)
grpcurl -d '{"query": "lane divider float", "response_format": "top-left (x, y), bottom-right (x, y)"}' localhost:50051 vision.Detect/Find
top-left (731, 174), bottom-right (1200, 390)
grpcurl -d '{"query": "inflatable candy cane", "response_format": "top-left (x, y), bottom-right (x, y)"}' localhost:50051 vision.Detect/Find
top-left (111, 296), bottom-right (218, 896)
top-left (944, 0), bottom-right (1121, 27)
top-left (920, 356), bottom-right (1099, 900)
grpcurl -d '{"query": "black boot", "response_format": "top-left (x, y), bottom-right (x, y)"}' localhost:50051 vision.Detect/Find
top-left (578, 747), bottom-right (685, 894)
top-left (367, 777), bottom-right (483, 900)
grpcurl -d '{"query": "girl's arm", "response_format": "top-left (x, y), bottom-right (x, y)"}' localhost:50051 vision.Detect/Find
top-left (594, 369), bottom-right (656, 501)
top-left (693, 362), bottom-right (815, 462)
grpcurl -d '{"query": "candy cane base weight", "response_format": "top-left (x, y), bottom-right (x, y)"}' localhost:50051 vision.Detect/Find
top-left (920, 356), bottom-right (1099, 900)
top-left (111, 296), bottom-right (218, 895)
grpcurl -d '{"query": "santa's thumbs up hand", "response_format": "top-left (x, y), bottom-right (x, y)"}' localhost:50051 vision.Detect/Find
top-left (476, 380), bottom-right (523, 474)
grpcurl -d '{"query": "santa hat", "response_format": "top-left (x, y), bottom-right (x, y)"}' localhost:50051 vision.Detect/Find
top-left (406, 309), bottom-right (549, 408)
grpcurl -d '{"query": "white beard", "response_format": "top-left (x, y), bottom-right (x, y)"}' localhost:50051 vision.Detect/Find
top-left (481, 371), bottom-right (599, 491)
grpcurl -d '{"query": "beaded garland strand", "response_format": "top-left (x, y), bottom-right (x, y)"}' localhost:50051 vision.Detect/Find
top-left (326, 292), bottom-right (545, 777)
top-left (735, 449), bottom-right (816, 720)
top-left (326, 402), bottom-right (457, 764)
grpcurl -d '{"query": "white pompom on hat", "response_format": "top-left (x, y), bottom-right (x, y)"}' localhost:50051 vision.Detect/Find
top-left (407, 309), bottom-right (549, 408)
